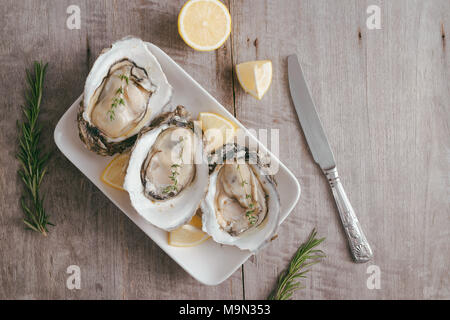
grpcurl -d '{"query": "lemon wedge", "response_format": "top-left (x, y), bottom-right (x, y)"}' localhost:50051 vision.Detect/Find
top-left (178, 0), bottom-right (231, 51)
top-left (198, 112), bottom-right (236, 153)
top-left (168, 215), bottom-right (210, 247)
top-left (100, 152), bottom-right (130, 191)
top-left (236, 60), bottom-right (273, 100)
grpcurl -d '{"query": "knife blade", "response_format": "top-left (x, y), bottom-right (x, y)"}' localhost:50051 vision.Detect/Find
top-left (287, 54), bottom-right (373, 263)
top-left (287, 54), bottom-right (336, 170)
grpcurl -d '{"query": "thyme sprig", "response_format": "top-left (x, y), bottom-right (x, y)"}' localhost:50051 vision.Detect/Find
top-left (163, 164), bottom-right (180, 194)
top-left (17, 61), bottom-right (54, 236)
top-left (268, 229), bottom-right (325, 300)
top-left (236, 164), bottom-right (257, 224)
top-left (119, 74), bottom-right (129, 84)
top-left (107, 74), bottom-right (128, 121)
top-left (163, 137), bottom-right (187, 195)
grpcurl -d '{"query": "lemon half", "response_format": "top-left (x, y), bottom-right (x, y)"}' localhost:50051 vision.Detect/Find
top-left (236, 60), bottom-right (273, 100)
top-left (178, 0), bottom-right (231, 51)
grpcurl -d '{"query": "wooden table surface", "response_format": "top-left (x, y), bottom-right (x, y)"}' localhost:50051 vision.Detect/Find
top-left (0, 0), bottom-right (448, 300)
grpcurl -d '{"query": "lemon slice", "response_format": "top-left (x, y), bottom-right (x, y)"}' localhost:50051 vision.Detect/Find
top-left (100, 152), bottom-right (130, 191)
top-left (178, 0), bottom-right (231, 51)
top-left (198, 112), bottom-right (236, 153)
top-left (236, 60), bottom-right (273, 100)
top-left (168, 215), bottom-right (211, 247)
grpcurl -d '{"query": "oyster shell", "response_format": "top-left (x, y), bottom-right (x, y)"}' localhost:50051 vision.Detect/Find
top-left (78, 37), bottom-right (172, 155)
top-left (123, 106), bottom-right (209, 231)
top-left (201, 144), bottom-right (281, 252)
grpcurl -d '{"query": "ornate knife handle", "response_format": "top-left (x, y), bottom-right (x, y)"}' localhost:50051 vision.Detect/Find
top-left (324, 167), bottom-right (373, 263)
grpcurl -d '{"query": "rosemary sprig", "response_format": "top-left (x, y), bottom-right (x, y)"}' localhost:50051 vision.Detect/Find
top-left (268, 229), bottom-right (325, 300)
top-left (17, 61), bottom-right (54, 236)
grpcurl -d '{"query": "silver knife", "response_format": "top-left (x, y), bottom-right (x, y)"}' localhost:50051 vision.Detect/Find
top-left (287, 54), bottom-right (373, 263)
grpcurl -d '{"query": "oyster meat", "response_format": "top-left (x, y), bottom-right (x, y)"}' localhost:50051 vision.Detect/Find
top-left (123, 106), bottom-right (209, 231)
top-left (78, 37), bottom-right (172, 155)
top-left (201, 144), bottom-right (281, 252)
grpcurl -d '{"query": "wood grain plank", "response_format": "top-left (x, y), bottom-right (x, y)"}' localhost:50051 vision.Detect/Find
top-left (0, 0), bottom-right (241, 299)
top-left (0, 0), bottom-right (448, 300)
top-left (231, 0), bottom-right (449, 299)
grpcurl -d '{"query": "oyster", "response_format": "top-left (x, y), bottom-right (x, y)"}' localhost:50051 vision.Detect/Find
top-left (78, 37), bottom-right (172, 155)
top-left (201, 144), bottom-right (280, 252)
top-left (123, 106), bottom-right (209, 231)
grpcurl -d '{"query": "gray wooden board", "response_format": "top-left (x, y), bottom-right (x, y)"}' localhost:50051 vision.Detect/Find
top-left (0, 0), bottom-right (448, 299)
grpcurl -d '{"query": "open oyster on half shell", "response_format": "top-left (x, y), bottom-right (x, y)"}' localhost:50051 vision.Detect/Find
top-left (201, 144), bottom-right (281, 252)
top-left (123, 106), bottom-right (209, 231)
top-left (78, 37), bottom-right (172, 156)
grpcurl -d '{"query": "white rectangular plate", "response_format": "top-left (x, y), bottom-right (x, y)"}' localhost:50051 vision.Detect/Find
top-left (54, 43), bottom-right (301, 285)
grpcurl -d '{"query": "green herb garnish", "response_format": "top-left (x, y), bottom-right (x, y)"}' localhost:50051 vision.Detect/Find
top-left (268, 229), bottom-right (325, 300)
top-left (162, 164), bottom-right (181, 194)
top-left (236, 164), bottom-right (258, 224)
top-left (162, 184), bottom-right (178, 194)
top-left (17, 61), bottom-right (54, 236)
top-left (119, 74), bottom-right (129, 84)
top-left (245, 210), bottom-right (257, 224)
top-left (107, 74), bottom-right (127, 121)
